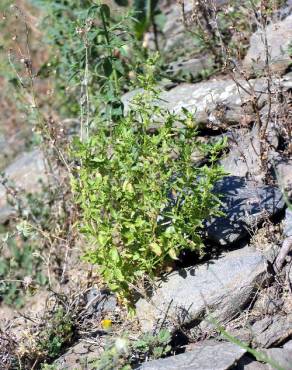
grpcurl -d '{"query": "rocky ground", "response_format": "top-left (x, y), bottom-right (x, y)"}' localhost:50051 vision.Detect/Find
top-left (0, 1), bottom-right (292, 369)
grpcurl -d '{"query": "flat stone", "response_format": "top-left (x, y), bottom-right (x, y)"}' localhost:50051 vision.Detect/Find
top-left (136, 246), bottom-right (267, 332)
top-left (243, 15), bottom-right (292, 76)
top-left (252, 314), bottom-right (292, 348)
top-left (138, 340), bottom-right (246, 370)
top-left (205, 176), bottom-right (285, 245)
top-left (0, 150), bottom-right (47, 223)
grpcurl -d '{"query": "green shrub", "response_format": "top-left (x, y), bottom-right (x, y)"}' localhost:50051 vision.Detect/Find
top-left (72, 58), bottom-right (225, 304)
top-left (37, 307), bottom-right (74, 360)
top-left (29, 0), bottom-right (148, 121)
top-left (17, 305), bottom-right (74, 368)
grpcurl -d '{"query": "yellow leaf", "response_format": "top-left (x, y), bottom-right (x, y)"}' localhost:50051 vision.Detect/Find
top-left (122, 180), bottom-right (134, 193)
top-left (168, 248), bottom-right (178, 260)
top-left (150, 242), bottom-right (162, 256)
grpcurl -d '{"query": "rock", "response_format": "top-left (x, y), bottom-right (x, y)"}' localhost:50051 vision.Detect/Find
top-left (252, 314), bottom-right (292, 348)
top-left (284, 339), bottom-right (292, 350)
top-left (205, 176), bottom-right (285, 246)
top-left (122, 78), bottom-right (268, 129)
top-left (236, 340), bottom-right (292, 369)
top-left (54, 340), bottom-right (103, 370)
top-left (161, 1), bottom-right (229, 57)
top-left (261, 346), bottom-right (292, 370)
top-left (252, 286), bottom-right (283, 317)
top-left (240, 342), bottom-right (292, 370)
top-left (281, 71), bottom-right (292, 90)
top-left (136, 246), bottom-right (268, 332)
top-left (283, 208), bottom-right (292, 240)
top-left (274, 159), bottom-right (292, 199)
top-left (0, 150), bottom-right (47, 223)
top-left (162, 2), bottom-right (195, 56)
top-left (138, 340), bottom-right (246, 370)
top-left (166, 56), bottom-right (214, 80)
top-left (219, 126), bottom-right (262, 179)
top-left (85, 287), bottom-right (118, 316)
top-left (243, 15), bottom-right (292, 76)
top-left (0, 129), bottom-right (31, 171)
top-left (236, 355), bottom-right (269, 369)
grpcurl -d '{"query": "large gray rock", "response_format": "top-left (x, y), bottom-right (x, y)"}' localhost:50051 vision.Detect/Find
top-left (138, 340), bottom-right (246, 370)
top-left (243, 15), bottom-right (292, 76)
top-left (0, 150), bottom-right (47, 223)
top-left (205, 176), bottom-right (285, 245)
top-left (122, 78), bottom-right (268, 129)
top-left (136, 246), bottom-right (268, 332)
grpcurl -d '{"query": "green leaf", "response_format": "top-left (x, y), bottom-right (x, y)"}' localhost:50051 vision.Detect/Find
top-left (165, 225), bottom-right (175, 236)
top-left (102, 57), bottom-right (113, 77)
top-left (109, 247), bottom-right (120, 262)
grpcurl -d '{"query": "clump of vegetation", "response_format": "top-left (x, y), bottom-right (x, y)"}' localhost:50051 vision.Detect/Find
top-left (90, 329), bottom-right (172, 369)
top-left (0, 232), bottom-right (47, 308)
top-left (29, 0), bottom-right (151, 121)
top-left (132, 329), bottom-right (172, 361)
top-left (35, 307), bottom-right (74, 360)
top-left (0, 176), bottom-right (76, 308)
top-left (73, 57), bottom-right (226, 304)
top-left (17, 304), bottom-right (74, 368)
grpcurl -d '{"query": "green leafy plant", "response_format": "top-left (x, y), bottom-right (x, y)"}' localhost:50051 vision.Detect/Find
top-left (16, 305), bottom-right (75, 368)
top-left (37, 307), bottom-right (74, 360)
top-left (133, 329), bottom-right (171, 360)
top-left (30, 0), bottom-right (147, 123)
top-left (73, 57), bottom-right (225, 304)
